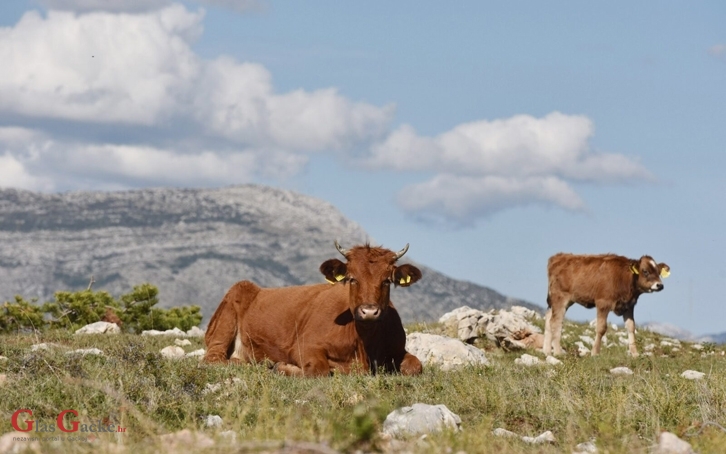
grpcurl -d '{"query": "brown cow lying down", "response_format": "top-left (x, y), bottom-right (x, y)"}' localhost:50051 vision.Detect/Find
top-left (543, 253), bottom-right (670, 357)
top-left (203, 242), bottom-right (423, 376)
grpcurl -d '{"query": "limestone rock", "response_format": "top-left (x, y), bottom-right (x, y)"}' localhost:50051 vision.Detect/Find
top-left (406, 332), bottom-right (489, 371)
top-left (655, 431), bottom-right (695, 454)
top-left (382, 403), bottom-right (461, 438)
top-left (610, 367), bottom-right (634, 376)
top-left (75, 321), bottom-right (121, 335)
top-left (680, 370), bottom-right (705, 380)
top-left (160, 346), bottom-right (185, 359)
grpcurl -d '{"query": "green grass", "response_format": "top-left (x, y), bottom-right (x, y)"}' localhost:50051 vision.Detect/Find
top-left (1, 322), bottom-right (725, 453)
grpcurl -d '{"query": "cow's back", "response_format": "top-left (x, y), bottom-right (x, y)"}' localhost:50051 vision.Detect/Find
top-left (548, 253), bottom-right (631, 304)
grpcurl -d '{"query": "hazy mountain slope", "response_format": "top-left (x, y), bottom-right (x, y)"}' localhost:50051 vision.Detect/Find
top-left (0, 185), bottom-right (540, 325)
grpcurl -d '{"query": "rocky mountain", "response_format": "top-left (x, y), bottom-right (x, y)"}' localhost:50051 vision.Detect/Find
top-left (0, 185), bottom-right (540, 326)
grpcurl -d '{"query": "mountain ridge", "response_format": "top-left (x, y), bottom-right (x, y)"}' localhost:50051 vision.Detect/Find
top-left (0, 185), bottom-right (540, 325)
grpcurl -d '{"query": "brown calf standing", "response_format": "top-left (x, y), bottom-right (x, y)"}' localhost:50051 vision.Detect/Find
top-left (543, 253), bottom-right (670, 357)
top-left (203, 242), bottom-right (423, 376)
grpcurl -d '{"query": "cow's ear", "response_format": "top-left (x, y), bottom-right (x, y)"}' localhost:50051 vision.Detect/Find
top-left (393, 264), bottom-right (422, 287)
top-left (658, 263), bottom-right (671, 278)
top-left (320, 259), bottom-right (347, 284)
top-left (630, 262), bottom-right (639, 275)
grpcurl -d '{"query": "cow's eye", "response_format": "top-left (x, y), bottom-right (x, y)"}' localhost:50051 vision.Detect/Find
top-left (643, 270), bottom-right (649, 277)
top-left (348, 278), bottom-right (358, 285)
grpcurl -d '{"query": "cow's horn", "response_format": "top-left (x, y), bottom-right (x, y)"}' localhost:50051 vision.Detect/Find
top-left (394, 243), bottom-right (409, 260)
top-left (334, 240), bottom-right (349, 257)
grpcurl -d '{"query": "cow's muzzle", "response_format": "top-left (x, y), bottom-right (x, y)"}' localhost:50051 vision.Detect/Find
top-left (355, 304), bottom-right (381, 321)
top-left (651, 282), bottom-right (664, 292)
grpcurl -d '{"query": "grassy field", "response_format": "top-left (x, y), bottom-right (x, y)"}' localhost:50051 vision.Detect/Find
top-left (1, 320), bottom-right (725, 453)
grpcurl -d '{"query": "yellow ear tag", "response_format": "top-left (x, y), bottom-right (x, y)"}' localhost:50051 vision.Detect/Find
top-left (406, 275), bottom-right (411, 284)
top-left (399, 277), bottom-right (406, 285)
top-left (660, 268), bottom-right (670, 278)
top-left (326, 278), bottom-right (335, 285)
top-left (335, 274), bottom-right (345, 282)
top-left (630, 264), bottom-right (639, 275)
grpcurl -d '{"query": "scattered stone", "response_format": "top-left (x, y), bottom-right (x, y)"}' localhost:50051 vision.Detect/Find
top-left (30, 343), bottom-right (53, 351)
top-left (174, 339), bottom-right (192, 347)
top-left (492, 428), bottom-right (519, 438)
top-left (574, 341), bottom-right (589, 357)
top-left (438, 305), bottom-right (541, 348)
top-left (0, 374), bottom-right (6, 386)
top-left (655, 431), bottom-right (695, 454)
top-left (545, 355), bottom-right (562, 366)
top-left (579, 335), bottom-right (594, 346)
top-left (0, 355), bottom-right (8, 361)
top-left (680, 370), bottom-right (705, 380)
top-left (74, 321), bottom-right (121, 335)
top-left (143, 327), bottom-right (187, 337)
top-left (66, 348), bottom-right (104, 356)
top-left (502, 329), bottom-right (544, 351)
top-left (644, 343), bottom-right (656, 351)
top-left (611, 323), bottom-right (618, 331)
top-left (610, 367), bottom-right (634, 376)
top-left (514, 354), bottom-right (541, 366)
top-left (186, 349), bottom-right (205, 357)
top-left (205, 415), bottom-right (223, 428)
top-left (218, 430), bottom-right (236, 444)
top-left (203, 383), bottom-right (222, 395)
top-left (159, 429), bottom-right (214, 452)
top-left (691, 343), bottom-right (704, 350)
top-left (522, 430), bottom-right (556, 445)
top-left (186, 326), bottom-right (205, 337)
top-left (381, 403), bottom-right (461, 438)
top-left (0, 431), bottom-right (41, 453)
top-left (160, 346), bottom-right (185, 359)
top-left (573, 440), bottom-right (598, 453)
top-left (406, 332), bottom-right (489, 371)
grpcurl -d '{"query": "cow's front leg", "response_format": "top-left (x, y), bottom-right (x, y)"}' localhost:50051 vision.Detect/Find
top-left (274, 355), bottom-right (330, 377)
top-left (623, 308), bottom-right (638, 357)
top-left (543, 308), bottom-right (553, 355)
top-left (399, 352), bottom-right (422, 376)
top-left (592, 305), bottom-right (610, 355)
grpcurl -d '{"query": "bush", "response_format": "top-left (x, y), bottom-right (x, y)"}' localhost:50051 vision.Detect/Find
top-left (0, 283), bottom-right (202, 334)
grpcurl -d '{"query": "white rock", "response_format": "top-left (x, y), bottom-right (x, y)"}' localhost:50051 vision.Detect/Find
top-left (143, 327), bottom-right (187, 337)
top-left (574, 341), bottom-right (589, 357)
top-left (66, 348), bottom-right (104, 356)
top-left (690, 343), bottom-right (704, 350)
top-left (202, 383), bottom-right (222, 395)
top-left (573, 440), bottom-right (598, 453)
top-left (381, 403), bottom-right (461, 438)
top-left (510, 306), bottom-right (538, 319)
top-left (205, 415), bottom-right (223, 428)
top-left (30, 343), bottom-right (52, 351)
top-left (492, 428), bottom-right (518, 438)
top-left (522, 430), bottom-right (556, 444)
top-left (0, 355), bottom-right (7, 361)
top-left (218, 430), bottom-right (236, 444)
top-left (159, 429), bottom-right (214, 451)
top-left (611, 323), bottom-right (618, 331)
top-left (186, 349), bottom-right (206, 357)
top-left (680, 370), bottom-right (705, 380)
top-left (187, 326), bottom-right (205, 337)
top-left (655, 431), bottom-right (695, 454)
top-left (579, 335), bottom-right (594, 346)
top-left (174, 339), bottom-right (192, 346)
top-left (405, 333), bottom-right (489, 371)
top-left (644, 343), bottom-right (656, 351)
top-left (74, 321), bottom-right (121, 335)
top-left (160, 346), bottom-right (185, 359)
top-left (545, 355), bottom-right (562, 366)
top-left (610, 367), bottom-right (634, 376)
top-left (514, 354), bottom-right (541, 366)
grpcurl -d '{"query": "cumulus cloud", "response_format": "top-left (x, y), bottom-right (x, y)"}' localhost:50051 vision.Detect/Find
top-left (194, 0), bottom-right (267, 13)
top-left (366, 112), bottom-right (652, 225)
top-left (0, 5), bottom-right (392, 192)
top-left (34, 0), bottom-right (172, 13)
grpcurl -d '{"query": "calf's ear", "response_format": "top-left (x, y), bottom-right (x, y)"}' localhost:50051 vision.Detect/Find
top-left (320, 259), bottom-right (347, 284)
top-left (393, 264), bottom-right (422, 287)
top-left (658, 263), bottom-right (671, 278)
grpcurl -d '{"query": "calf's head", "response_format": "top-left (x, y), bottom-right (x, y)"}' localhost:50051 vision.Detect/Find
top-left (320, 241), bottom-right (422, 321)
top-left (631, 255), bottom-right (670, 293)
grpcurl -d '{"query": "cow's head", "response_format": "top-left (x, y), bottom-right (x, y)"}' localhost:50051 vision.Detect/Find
top-left (319, 241), bottom-right (422, 322)
top-left (630, 255), bottom-right (670, 293)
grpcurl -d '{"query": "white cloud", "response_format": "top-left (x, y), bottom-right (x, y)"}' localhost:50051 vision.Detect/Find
top-left (365, 112), bottom-right (652, 225)
top-left (0, 6), bottom-right (203, 125)
top-left (0, 153), bottom-right (47, 190)
top-left (34, 0), bottom-right (172, 13)
top-left (193, 0), bottom-right (267, 13)
top-left (398, 174), bottom-right (585, 226)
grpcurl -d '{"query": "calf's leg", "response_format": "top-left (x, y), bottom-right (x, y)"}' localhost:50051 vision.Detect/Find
top-left (592, 305), bottom-right (610, 355)
top-left (623, 307), bottom-right (639, 357)
top-left (543, 307), bottom-right (553, 355)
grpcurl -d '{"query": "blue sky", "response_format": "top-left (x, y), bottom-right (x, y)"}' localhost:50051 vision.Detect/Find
top-left (1, 1), bottom-right (724, 335)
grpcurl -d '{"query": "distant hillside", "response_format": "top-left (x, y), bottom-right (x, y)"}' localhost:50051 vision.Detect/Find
top-left (0, 185), bottom-right (540, 325)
